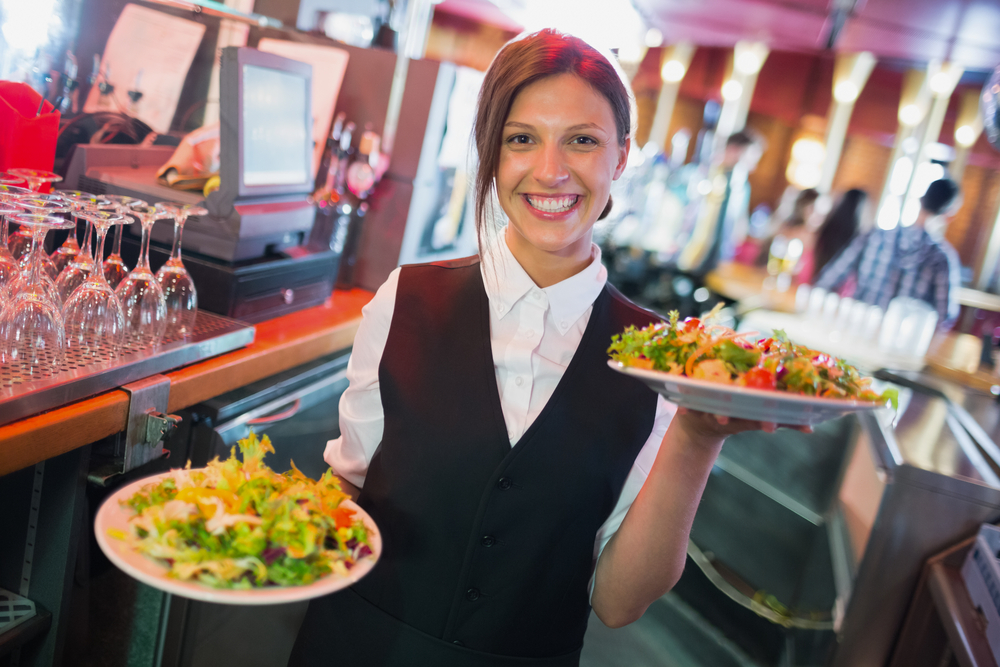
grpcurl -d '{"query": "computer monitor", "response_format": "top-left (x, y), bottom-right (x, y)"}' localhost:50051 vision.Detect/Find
top-left (219, 46), bottom-right (314, 200)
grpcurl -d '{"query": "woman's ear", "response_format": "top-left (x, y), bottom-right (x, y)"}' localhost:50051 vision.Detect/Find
top-left (613, 136), bottom-right (631, 180)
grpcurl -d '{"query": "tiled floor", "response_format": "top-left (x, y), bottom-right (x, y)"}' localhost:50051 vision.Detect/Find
top-left (580, 593), bottom-right (761, 667)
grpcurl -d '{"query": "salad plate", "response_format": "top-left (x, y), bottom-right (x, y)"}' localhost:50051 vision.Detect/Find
top-left (95, 470), bottom-right (381, 605)
top-left (610, 360), bottom-right (888, 426)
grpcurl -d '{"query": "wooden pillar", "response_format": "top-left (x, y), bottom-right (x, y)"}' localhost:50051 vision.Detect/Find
top-left (647, 42), bottom-right (695, 152)
top-left (713, 41), bottom-right (768, 152)
top-left (818, 52), bottom-right (875, 193)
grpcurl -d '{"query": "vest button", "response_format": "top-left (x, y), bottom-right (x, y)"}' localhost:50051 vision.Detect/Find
top-left (453, 640), bottom-right (464, 646)
top-left (497, 477), bottom-right (512, 490)
top-left (466, 588), bottom-right (481, 601)
top-left (481, 535), bottom-right (496, 547)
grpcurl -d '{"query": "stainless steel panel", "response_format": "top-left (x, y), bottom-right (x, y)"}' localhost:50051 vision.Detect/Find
top-left (831, 410), bottom-right (1000, 667)
top-left (0, 311), bottom-right (254, 427)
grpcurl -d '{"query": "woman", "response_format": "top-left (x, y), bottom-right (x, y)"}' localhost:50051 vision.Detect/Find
top-left (289, 29), bottom-right (794, 667)
top-left (812, 188), bottom-right (867, 279)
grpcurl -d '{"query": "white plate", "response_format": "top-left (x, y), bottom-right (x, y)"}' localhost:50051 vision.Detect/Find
top-left (95, 470), bottom-right (381, 605)
top-left (609, 360), bottom-right (888, 426)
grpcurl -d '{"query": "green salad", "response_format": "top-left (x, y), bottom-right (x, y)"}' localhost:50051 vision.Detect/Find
top-left (609, 309), bottom-right (898, 408)
top-left (109, 432), bottom-right (373, 589)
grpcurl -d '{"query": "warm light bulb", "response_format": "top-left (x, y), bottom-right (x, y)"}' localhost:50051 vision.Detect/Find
top-left (644, 28), bottom-right (663, 48)
top-left (618, 42), bottom-right (643, 65)
top-left (956, 125), bottom-right (977, 147)
top-left (929, 71), bottom-right (951, 95)
top-left (735, 52), bottom-right (761, 75)
top-left (899, 104), bottom-right (922, 126)
top-left (661, 59), bottom-right (686, 83)
top-left (721, 79), bottom-right (743, 101)
top-left (834, 81), bottom-right (859, 104)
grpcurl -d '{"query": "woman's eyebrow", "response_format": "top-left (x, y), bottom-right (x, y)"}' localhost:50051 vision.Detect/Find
top-left (504, 121), bottom-right (606, 132)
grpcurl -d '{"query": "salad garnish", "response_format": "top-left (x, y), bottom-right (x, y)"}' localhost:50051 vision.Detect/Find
top-left (108, 432), bottom-right (373, 589)
top-left (608, 308), bottom-right (898, 408)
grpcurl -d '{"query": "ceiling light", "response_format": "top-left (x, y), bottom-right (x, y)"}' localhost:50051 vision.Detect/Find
top-left (617, 42), bottom-right (643, 65)
top-left (833, 81), bottom-right (859, 104)
top-left (661, 59), bottom-right (686, 83)
top-left (644, 28), bottom-right (663, 48)
top-left (721, 79), bottom-right (743, 101)
top-left (735, 52), bottom-right (761, 75)
top-left (899, 104), bottom-right (922, 126)
top-left (929, 71), bottom-right (952, 95)
top-left (955, 124), bottom-right (977, 147)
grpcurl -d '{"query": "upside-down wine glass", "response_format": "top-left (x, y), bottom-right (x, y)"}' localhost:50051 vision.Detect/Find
top-left (49, 189), bottom-right (97, 274)
top-left (7, 168), bottom-right (62, 193)
top-left (155, 202), bottom-right (206, 338)
top-left (115, 204), bottom-right (167, 350)
top-left (12, 197), bottom-right (73, 305)
top-left (12, 194), bottom-right (71, 271)
top-left (0, 213), bottom-right (76, 378)
top-left (55, 195), bottom-right (110, 302)
top-left (102, 195), bottom-right (146, 289)
top-left (62, 209), bottom-right (127, 364)
top-left (0, 202), bottom-right (24, 295)
top-left (0, 172), bottom-right (26, 186)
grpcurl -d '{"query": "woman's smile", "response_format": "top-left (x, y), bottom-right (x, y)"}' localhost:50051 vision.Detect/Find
top-left (522, 193), bottom-right (582, 216)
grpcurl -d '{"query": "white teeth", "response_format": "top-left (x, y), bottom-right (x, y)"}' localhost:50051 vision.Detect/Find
top-left (526, 195), bottom-right (578, 212)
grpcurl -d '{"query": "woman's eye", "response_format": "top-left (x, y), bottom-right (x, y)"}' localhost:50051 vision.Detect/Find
top-left (506, 134), bottom-right (531, 145)
top-left (572, 136), bottom-right (598, 146)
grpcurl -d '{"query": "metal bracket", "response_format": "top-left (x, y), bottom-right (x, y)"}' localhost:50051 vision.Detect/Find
top-left (121, 375), bottom-right (181, 473)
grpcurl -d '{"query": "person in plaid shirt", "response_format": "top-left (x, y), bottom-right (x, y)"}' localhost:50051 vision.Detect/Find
top-left (813, 178), bottom-right (962, 329)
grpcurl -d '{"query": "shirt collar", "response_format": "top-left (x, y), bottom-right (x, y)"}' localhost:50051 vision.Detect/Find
top-left (481, 229), bottom-right (607, 335)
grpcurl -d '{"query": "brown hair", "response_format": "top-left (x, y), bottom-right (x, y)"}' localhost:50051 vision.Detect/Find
top-left (473, 29), bottom-right (633, 252)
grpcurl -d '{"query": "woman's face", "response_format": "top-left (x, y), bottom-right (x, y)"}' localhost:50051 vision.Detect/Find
top-left (497, 73), bottom-right (628, 278)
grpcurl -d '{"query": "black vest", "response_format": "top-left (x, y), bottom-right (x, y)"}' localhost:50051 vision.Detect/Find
top-left (290, 257), bottom-right (660, 666)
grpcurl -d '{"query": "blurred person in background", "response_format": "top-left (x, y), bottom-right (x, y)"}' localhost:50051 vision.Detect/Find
top-left (813, 179), bottom-right (962, 329)
top-left (754, 187), bottom-right (820, 278)
top-left (810, 188), bottom-right (868, 281)
top-left (674, 130), bottom-right (764, 277)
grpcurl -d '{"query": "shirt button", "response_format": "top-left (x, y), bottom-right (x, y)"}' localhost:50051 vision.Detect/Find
top-left (524, 329), bottom-right (535, 338)
top-left (497, 477), bottom-right (512, 490)
top-left (453, 640), bottom-right (464, 646)
top-left (560, 320), bottom-right (568, 329)
top-left (532, 289), bottom-right (542, 300)
top-left (515, 376), bottom-right (523, 386)
top-left (466, 588), bottom-right (481, 601)
top-left (481, 535), bottom-right (496, 547)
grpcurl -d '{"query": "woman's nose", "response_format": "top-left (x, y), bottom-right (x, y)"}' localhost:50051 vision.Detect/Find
top-left (534, 144), bottom-right (569, 186)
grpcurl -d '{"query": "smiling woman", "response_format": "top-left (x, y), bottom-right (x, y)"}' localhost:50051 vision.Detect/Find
top-left (289, 28), bottom-right (796, 667)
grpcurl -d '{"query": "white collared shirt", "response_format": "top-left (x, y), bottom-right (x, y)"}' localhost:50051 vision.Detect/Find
top-left (325, 232), bottom-right (675, 573)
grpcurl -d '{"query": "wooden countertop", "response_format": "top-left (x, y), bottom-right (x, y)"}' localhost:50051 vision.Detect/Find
top-left (0, 289), bottom-right (373, 478)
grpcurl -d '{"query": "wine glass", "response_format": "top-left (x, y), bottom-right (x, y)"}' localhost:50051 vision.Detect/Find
top-left (49, 189), bottom-right (98, 274)
top-left (13, 197), bottom-right (73, 303)
top-left (115, 204), bottom-right (167, 350)
top-left (0, 172), bottom-right (27, 186)
top-left (101, 195), bottom-right (146, 289)
top-left (12, 194), bottom-right (71, 268)
top-left (154, 202), bottom-right (205, 337)
top-left (54, 195), bottom-right (110, 302)
top-left (0, 213), bottom-right (75, 378)
top-left (0, 202), bottom-right (24, 293)
top-left (8, 168), bottom-right (63, 193)
top-left (62, 209), bottom-right (127, 364)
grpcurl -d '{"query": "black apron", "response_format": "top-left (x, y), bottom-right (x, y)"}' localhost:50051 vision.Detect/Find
top-left (289, 256), bottom-right (660, 666)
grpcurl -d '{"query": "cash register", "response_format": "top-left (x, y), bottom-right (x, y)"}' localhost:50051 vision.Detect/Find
top-left (61, 47), bottom-right (341, 322)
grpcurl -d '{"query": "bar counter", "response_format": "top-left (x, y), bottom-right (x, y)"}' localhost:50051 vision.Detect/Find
top-left (0, 289), bottom-right (374, 478)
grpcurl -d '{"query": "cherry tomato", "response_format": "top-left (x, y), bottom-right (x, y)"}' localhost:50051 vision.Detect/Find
top-left (332, 506), bottom-right (357, 529)
top-left (759, 337), bottom-right (775, 352)
top-left (683, 318), bottom-right (701, 332)
top-left (742, 367), bottom-right (777, 390)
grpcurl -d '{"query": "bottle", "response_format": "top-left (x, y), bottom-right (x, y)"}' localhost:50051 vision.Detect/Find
top-left (336, 127), bottom-right (381, 288)
top-left (315, 111), bottom-right (346, 194)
